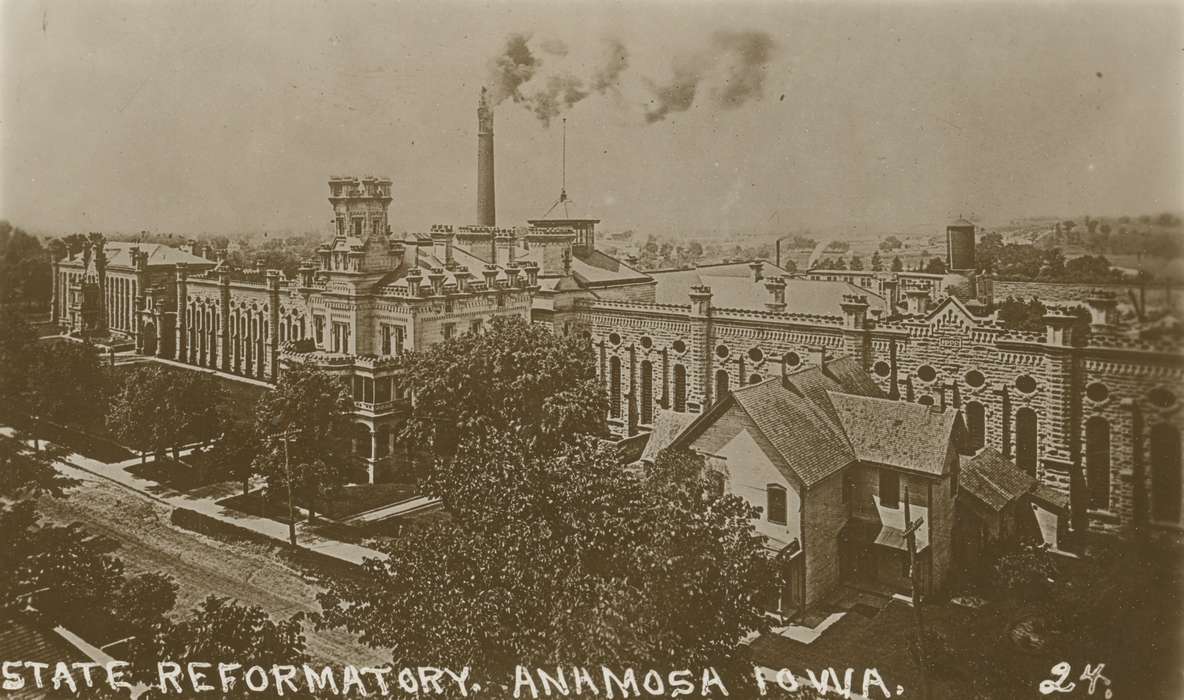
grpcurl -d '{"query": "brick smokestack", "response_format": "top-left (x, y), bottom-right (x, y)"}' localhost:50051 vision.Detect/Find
top-left (477, 87), bottom-right (496, 226)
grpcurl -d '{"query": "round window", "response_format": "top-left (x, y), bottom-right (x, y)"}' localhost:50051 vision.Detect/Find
top-left (917, 365), bottom-right (937, 383)
top-left (919, 395), bottom-right (934, 406)
top-left (965, 370), bottom-right (986, 388)
top-left (1015, 375), bottom-right (1037, 394)
top-left (608, 332), bottom-right (621, 346)
top-left (640, 336), bottom-right (653, 349)
top-left (672, 339), bottom-right (687, 354)
top-left (873, 360), bottom-right (891, 377)
top-left (784, 352), bottom-right (802, 368)
top-left (748, 347), bottom-right (764, 363)
top-left (1085, 382), bottom-right (1109, 403)
top-left (715, 345), bottom-right (730, 359)
top-left (1149, 387), bottom-right (1177, 409)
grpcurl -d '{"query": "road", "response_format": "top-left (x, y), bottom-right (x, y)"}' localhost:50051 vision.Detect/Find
top-left (35, 464), bottom-right (387, 667)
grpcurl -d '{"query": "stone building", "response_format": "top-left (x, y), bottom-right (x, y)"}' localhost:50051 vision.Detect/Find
top-left (51, 233), bottom-right (217, 350)
top-left (571, 222), bottom-right (1183, 545)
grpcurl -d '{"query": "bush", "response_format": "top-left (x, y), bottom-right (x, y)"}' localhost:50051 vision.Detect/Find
top-left (993, 546), bottom-right (1058, 601)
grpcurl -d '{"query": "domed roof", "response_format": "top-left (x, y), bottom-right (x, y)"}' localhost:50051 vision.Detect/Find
top-left (941, 271), bottom-right (976, 300)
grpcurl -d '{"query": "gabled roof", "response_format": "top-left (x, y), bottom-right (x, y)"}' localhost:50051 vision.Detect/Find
top-left (648, 261), bottom-right (887, 316)
top-left (571, 248), bottom-right (652, 286)
top-left (639, 409), bottom-right (698, 463)
top-left (728, 378), bottom-right (855, 487)
top-left (63, 241), bottom-right (215, 269)
top-left (827, 392), bottom-right (958, 476)
top-left (959, 447), bottom-right (1038, 511)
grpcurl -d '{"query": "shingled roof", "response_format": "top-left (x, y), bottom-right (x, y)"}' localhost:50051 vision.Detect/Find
top-left (960, 447), bottom-right (1038, 511)
top-left (827, 391), bottom-right (958, 476)
top-left (729, 378), bottom-right (855, 487)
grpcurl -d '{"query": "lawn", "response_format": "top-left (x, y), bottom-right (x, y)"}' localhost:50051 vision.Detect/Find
top-left (218, 482), bottom-right (420, 523)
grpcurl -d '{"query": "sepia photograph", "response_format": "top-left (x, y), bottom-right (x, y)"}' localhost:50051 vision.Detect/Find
top-left (0, 1), bottom-right (1182, 697)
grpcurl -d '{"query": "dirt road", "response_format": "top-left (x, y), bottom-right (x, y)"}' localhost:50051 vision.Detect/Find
top-left (35, 466), bottom-right (387, 667)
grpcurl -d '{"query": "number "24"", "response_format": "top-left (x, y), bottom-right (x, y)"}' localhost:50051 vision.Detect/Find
top-left (1039, 662), bottom-right (1112, 698)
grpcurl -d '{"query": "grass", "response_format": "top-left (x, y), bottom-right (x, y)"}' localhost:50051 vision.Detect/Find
top-left (218, 482), bottom-right (419, 524)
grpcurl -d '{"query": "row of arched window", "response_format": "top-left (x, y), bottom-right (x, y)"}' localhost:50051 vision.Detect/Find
top-left (963, 399), bottom-right (1181, 523)
top-left (607, 357), bottom-right (689, 423)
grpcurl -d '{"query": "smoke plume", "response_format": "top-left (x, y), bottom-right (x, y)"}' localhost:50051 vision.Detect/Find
top-left (590, 38), bottom-right (629, 94)
top-left (488, 33), bottom-right (540, 105)
top-left (531, 74), bottom-right (590, 127)
top-left (644, 30), bottom-right (777, 123)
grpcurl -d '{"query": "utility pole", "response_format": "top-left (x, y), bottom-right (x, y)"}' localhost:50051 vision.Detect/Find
top-left (903, 487), bottom-right (930, 700)
top-left (270, 427), bottom-right (301, 547)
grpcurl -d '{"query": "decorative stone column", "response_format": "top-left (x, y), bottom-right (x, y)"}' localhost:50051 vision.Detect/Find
top-left (175, 263), bottom-right (188, 362)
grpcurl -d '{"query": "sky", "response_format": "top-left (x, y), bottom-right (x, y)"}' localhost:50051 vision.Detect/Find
top-left (2, 0), bottom-right (1182, 239)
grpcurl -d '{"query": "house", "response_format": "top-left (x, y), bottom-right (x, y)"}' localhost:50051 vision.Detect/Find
top-left (667, 355), bottom-right (963, 620)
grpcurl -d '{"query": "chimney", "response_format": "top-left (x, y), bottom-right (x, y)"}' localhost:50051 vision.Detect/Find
top-left (749, 260), bottom-right (764, 282)
top-left (1086, 289), bottom-right (1118, 328)
top-left (764, 276), bottom-right (787, 312)
top-left (494, 229), bottom-right (515, 267)
top-left (477, 87), bottom-right (496, 226)
top-left (431, 226), bottom-right (455, 267)
top-left (806, 345), bottom-right (827, 370)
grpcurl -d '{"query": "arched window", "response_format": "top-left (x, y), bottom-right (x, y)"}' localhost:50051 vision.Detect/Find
top-left (1151, 423), bottom-right (1182, 523)
top-left (749, 373), bottom-right (763, 385)
top-left (767, 484), bottom-right (788, 525)
top-left (966, 401), bottom-right (985, 453)
top-left (1015, 408), bottom-right (1038, 476)
top-left (673, 365), bottom-right (687, 412)
top-left (609, 357), bottom-right (622, 419)
top-left (715, 369), bottom-right (730, 403)
top-left (1085, 417), bottom-right (1111, 511)
top-left (640, 360), bottom-right (653, 425)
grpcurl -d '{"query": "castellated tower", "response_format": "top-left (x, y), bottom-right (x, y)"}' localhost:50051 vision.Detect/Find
top-left (477, 87), bottom-right (496, 226)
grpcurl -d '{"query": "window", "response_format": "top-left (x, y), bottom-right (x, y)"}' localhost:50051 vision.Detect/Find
top-left (715, 369), bottom-right (730, 402)
top-left (1015, 375), bottom-right (1038, 394)
top-left (784, 352), bottom-right (802, 369)
top-left (471, 319), bottom-right (483, 335)
top-left (609, 357), bottom-right (622, 418)
top-left (767, 484), bottom-right (788, 525)
top-left (1015, 408), bottom-right (1038, 475)
top-left (917, 365), bottom-right (937, 383)
top-left (381, 325), bottom-right (392, 355)
top-left (672, 339), bottom-right (687, 354)
top-left (1086, 382), bottom-right (1109, 403)
top-left (748, 347), bottom-right (764, 363)
top-left (332, 322), bottom-right (350, 353)
top-left (314, 315), bottom-right (325, 345)
top-left (1086, 417), bottom-right (1110, 510)
top-left (965, 370), bottom-right (986, 388)
top-left (442, 323), bottom-right (455, 341)
top-left (965, 401), bottom-right (985, 453)
top-left (352, 218), bottom-right (363, 237)
top-left (640, 336), bottom-right (653, 349)
top-left (873, 360), bottom-right (891, 377)
top-left (392, 325), bottom-right (405, 354)
top-left (1151, 424), bottom-right (1181, 523)
top-left (715, 345), bottom-right (730, 359)
top-left (880, 470), bottom-right (900, 508)
top-left (640, 361), bottom-right (653, 424)
top-left (749, 373), bottom-right (763, 385)
top-left (673, 365), bottom-right (687, 412)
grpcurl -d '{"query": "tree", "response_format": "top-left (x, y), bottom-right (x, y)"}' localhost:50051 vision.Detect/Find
top-left (126, 596), bottom-right (307, 698)
top-left (208, 413), bottom-right (263, 496)
top-left (879, 235), bottom-right (903, 251)
top-left (108, 366), bottom-right (225, 461)
top-left (870, 251), bottom-right (883, 271)
top-left (317, 436), bottom-right (774, 691)
top-left (891, 255), bottom-right (904, 272)
top-left (924, 257), bottom-right (947, 274)
top-left (0, 305), bottom-right (38, 421)
top-left (400, 315), bottom-right (607, 465)
top-left (25, 340), bottom-right (107, 437)
top-left (253, 362), bottom-right (354, 521)
top-left (831, 257), bottom-right (848, 270)
top-left (0, 434), bottom-right (77, 498)
top-left (849, 255), bottom-right (864, 271)
top-left (0, 222), bottom-right (52, 311)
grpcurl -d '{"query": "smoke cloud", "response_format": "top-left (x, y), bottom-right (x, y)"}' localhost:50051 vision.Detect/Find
top-left (487, 30), bottom-right (771, 127)
top-left (531, 74), bottom-right (590, 127)
top-left (488, 33), bottom-right (540, 105)
top-left (644, 30), bottom-right (777, 123)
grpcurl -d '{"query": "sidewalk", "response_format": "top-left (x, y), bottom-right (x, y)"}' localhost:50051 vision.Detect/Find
top-left (2, 426), bottom-right (387, 566)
